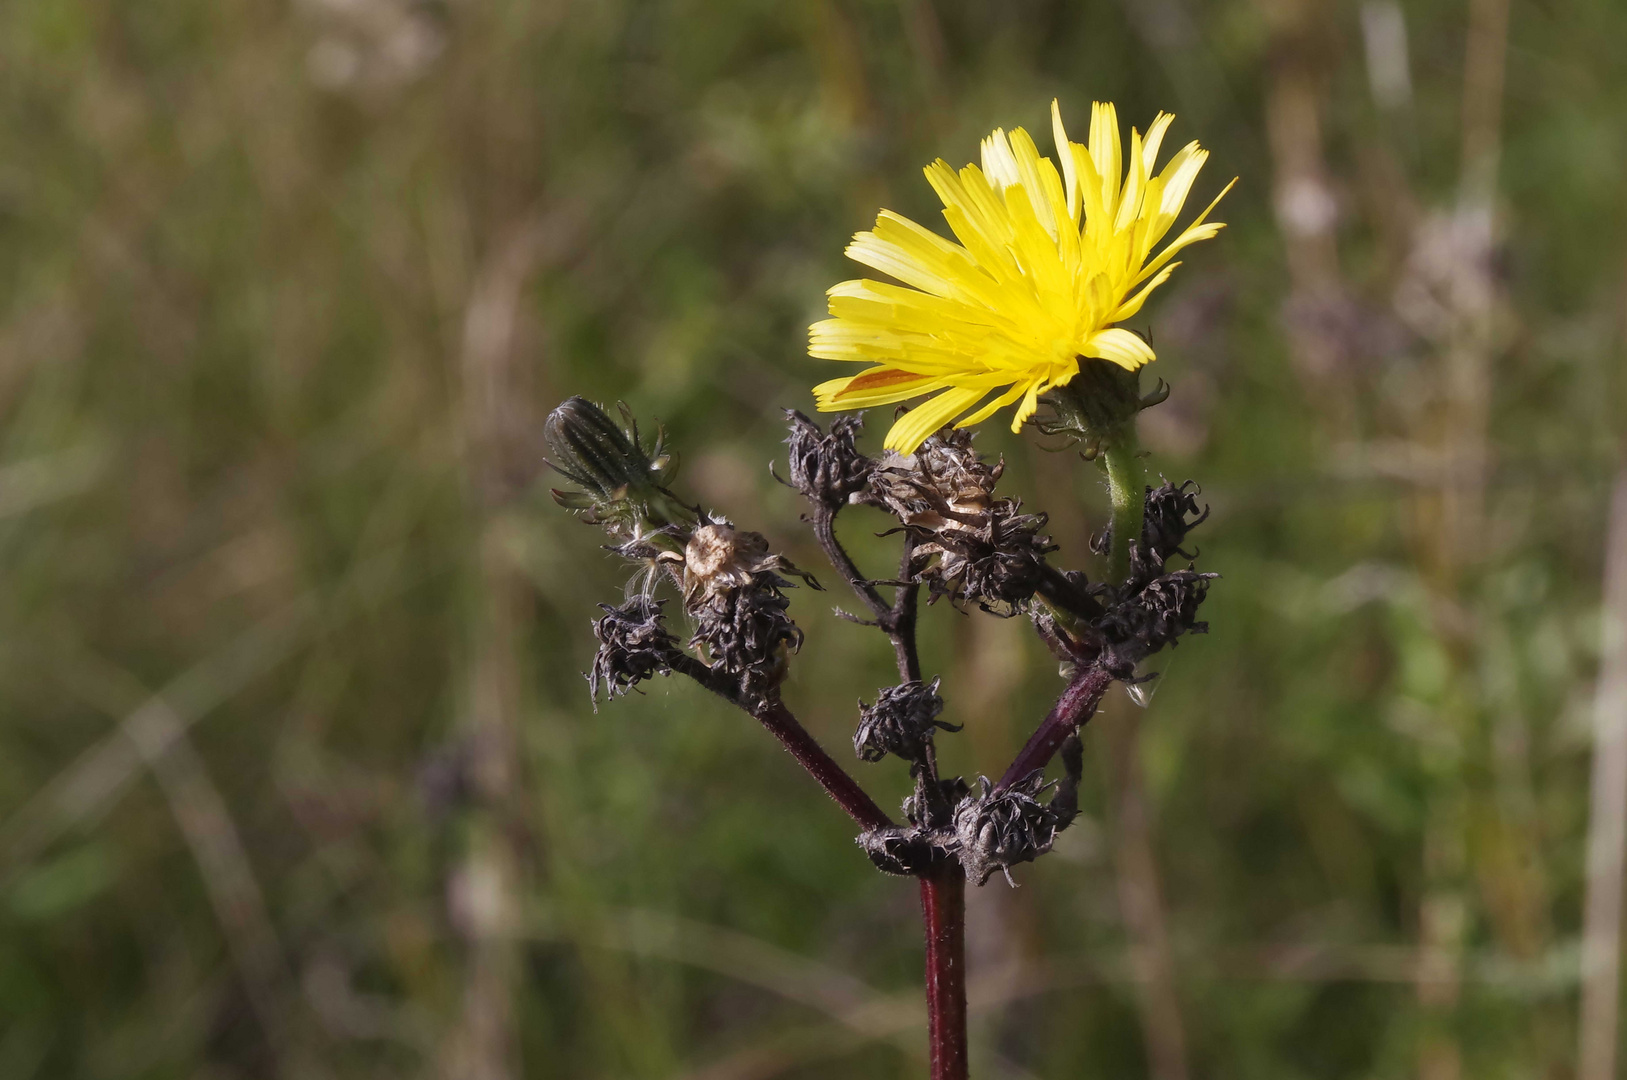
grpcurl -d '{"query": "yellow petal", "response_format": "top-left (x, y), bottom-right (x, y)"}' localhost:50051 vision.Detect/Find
top-left (1134, 177), bottom-right (1234, 287)
top-left (1110, 262), bottom-right (1178, 323)
top-left (1050, 99), bottom-right (1081, 222)
top-left (980, 128), bottom-right (1022, 190)
top-left (1009, 379), bottom-right (1046, 431)
top-left (1141, 112), bottom-right (1175, 175)
top-left (814, 368), bottom-right (942, 410)
top-left (884, 386), bottom-right (988, 453)
top-left (1085, 327), bottom-right (1156, 370)
top-left (956, 381), bottom-right (1031, 428)
top-left (1088, 101), bottom-right (1122, 220)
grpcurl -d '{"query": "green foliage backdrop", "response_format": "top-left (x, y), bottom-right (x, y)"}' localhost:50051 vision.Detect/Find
top-left (1, 0), bottom-right (1624, 1077)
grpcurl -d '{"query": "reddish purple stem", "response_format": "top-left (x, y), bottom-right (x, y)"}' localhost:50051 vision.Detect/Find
top-left (753, 698), bottom-right (895, 831)
top-left (996, 665), bottom-right (1114, 791)
top-left (920, 864), bottom-right (969, 1080)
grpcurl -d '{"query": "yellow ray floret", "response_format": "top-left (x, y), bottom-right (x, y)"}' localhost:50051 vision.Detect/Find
top-left (809, 100), bottom-right (1234, 454)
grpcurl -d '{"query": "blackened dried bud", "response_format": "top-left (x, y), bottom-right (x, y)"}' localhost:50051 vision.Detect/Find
top-left (1091, 478), bottom-right (1209, 585)
top-left (589, 596), bottom-right (683, 706)
top-left (954, 772), bottom-right (1069, 886)
top-left (853, 678), bottom-right (959, 767)
top-left (857, 827), bottom-right (942, 877)
top-left (1095, 566), bottom-right (1217, 671)
top-left (545, 397), bottom-right (689, 539)
top-left (903, 774), bottom-right (970, 833)
top-left (782, 411), bottom-right (874, 510)
top-left (1142, 480), bottom-right (1208, 564)
top-left (912, 500), bottom-right (1056, 616)
top-left (864, 427), bottom-right (1003, 527)
top-left (688, 574), bottom-right (804, 702)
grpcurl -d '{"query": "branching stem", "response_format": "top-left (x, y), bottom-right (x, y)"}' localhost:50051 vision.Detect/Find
top-left (812, 507), bottom-right (921, 682)
top-left (668, 655), bottom-right (894, 831)
top-left (810, 502), bottom-right (965, 1080)
top-left (996, 664), bottom-right (1114, 792)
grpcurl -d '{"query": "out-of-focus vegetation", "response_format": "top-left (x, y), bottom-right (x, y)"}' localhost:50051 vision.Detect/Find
top-left (1, 0), bottom-right (1624, 1077)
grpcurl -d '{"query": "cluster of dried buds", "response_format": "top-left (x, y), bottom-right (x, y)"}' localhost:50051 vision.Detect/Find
top-left (867, 430), bottom-right (1056, 615)
top-left (1086, 479), bottom-right (1218, 677)
top-left (779, 403), bottom-right (1215, 886)
top-left (549, 398), bottom-right (818, 709)
top-left (787, 412), bottom-right (1056, 616)
top-left (554, 383), bottom-right (1216, 892)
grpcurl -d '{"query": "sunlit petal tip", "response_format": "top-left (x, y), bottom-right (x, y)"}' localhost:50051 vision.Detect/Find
top-left (1086, 328), bottom-right (1157, 370)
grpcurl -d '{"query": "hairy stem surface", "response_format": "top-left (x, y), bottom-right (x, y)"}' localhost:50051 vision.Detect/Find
top-left (921, 863), bottom-right (969, 1080)
top-left (753, 699), bottom-right (896, 831)
top-left (997, 665), bottom-right (1115, 791)
top-left (669, 656), bottom-right (894, 831)
top-left (1103, 433), bottom-right (1145, 586)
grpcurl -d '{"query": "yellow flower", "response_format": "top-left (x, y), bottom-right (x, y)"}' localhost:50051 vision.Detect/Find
top-left (810, 100), bottom-right (1233, 454)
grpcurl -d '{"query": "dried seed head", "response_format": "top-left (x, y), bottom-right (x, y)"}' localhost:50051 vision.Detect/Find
top-left (1142, 479), bottom-right (1209, 565)
top-left (911, 500), bottom-right (1055, 615)
top-left (680, 520), bottom-right (818, 605)
top-left (688, 578), bottom-right (803, 704)
top-left (589, 596), bottom-right (683, 706)
top-left (679, 522), bottom-right (817, 703)
top-left (783, 411), bottom-right (874, 510)
top-left (1076, 476), bottom-right (1218, 672)
top-left (1095, 566), bottom-right (1216, 671)
top-left (862, 428), bottom-right (1054, 614)
top-left (852, 678), bottom-right (958, 767)
top-left (954, 772), bottom-right (1068, 886)
top-left (864, 427), bottom-right (1003, 528)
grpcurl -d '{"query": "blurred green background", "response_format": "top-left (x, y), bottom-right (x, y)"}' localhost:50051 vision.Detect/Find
top-left (2, 0), bottom-right (1625, 1077)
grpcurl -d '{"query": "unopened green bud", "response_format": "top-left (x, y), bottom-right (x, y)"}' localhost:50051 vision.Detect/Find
top-left (544, 397), bottom-right (689, 537)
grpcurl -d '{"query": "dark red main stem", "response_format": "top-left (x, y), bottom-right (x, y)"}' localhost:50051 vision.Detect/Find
top-left (996, 665), bottom-right (1114, 791)
top-left (920, 863), bottom-right (968, 1080)
top-left (754, 699), bottom-right (895, 831)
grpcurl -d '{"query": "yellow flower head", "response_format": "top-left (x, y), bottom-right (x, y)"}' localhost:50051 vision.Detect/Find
top-left (810, 100), bottom-right (1233, 454)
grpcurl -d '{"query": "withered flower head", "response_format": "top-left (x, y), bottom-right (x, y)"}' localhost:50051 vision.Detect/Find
top-left (783, 411), bottom-right (874, 510)
top-left (677, 518), bottom-right (819, 704)
top-left (545, 397), bottom-right (688, 539)
top-left (680, 519), bottom-right (819, 605)
top-left (863, 427), bottom-right (1055, 615)
top-left (864, 427), bottom-right (1002, 527)
top-left (589, 596), bottom-right (682, 706)
top-left (913, 500), bottom-right (1055, 616)
top-left (1091, 477), bottom-right (1210, 586)
top-left (853, 678), bottom-right (959, 767)
top-left (1083, 476), bottom-right (1217, 671)
top-left (688, 578), bottom-right (803, 703)
top-left (856, 827), bottom-right (941, 878)
top-left (954, 772), bottom-right (1070, 886)
top-left (1141, 479), bottom-right (1208, 564)
top-left (1096, 567), bottom-right (1215, 670)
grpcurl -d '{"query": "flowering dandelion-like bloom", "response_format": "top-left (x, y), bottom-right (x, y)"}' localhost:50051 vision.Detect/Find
top-left (810, 100), bottom-right (1234, 454)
